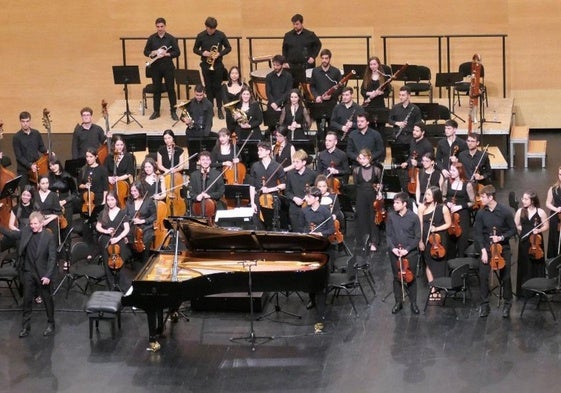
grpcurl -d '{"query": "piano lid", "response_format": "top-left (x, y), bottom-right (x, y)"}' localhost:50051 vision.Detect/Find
top-left (179, 218), bottom-right (331, 252)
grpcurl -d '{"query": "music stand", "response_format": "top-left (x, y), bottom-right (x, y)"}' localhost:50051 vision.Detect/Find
top-left (435, 72), bottom-right (464, 122)
top-left (416, 103), bottom-right (441, 123)
top-left (174, 69), bottom-right (202, 101)
top-left (366, 107), bottom-right (390, 130)
top-left (390, 143), bottom-right (410, 165)
top-left (382, 174), bottom-right (402, 194)
top-left (224, 184), bottom-right (251, 208)
top-left (121, 133), bottom-right (147, 152)
top-left (64, 158), bottom-right (86, 183)
top-left (0, 175), bottom-right (21, 199)
top-left (112, 65), bottom-right (143, 128)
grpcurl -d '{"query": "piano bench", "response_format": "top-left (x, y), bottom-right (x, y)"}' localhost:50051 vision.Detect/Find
top-left (85, 291), bottom-right (123, 339)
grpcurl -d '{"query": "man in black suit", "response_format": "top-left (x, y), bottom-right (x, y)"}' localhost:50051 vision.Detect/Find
top-left (17, 211), bottom-right (57, 338)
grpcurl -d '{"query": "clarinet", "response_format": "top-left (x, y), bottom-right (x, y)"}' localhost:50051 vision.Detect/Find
top-left (394, 105), bottom-right (414, 140)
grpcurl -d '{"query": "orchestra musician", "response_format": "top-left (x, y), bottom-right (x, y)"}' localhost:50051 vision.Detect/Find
top-left (285, 149), bottom-right (317, 233)
top-left (545, 166), bottom-right (561, 258)
top-left (180, 84), bottom-right (214, 138)
top-left (361, 56), bottom-right (388, 110)
top-left (105, 135), bottom-right (135, 202)
top-left (415, 152), bottom-right (444, 206)
top-left (48, 159), bottom-right (77, 232)
top-left (315, 174), bottom-right (344, 231)
top-left (265, 55), bottom-right (293, 130)
top-left (346, 111), bottom-right (385, 167)
top-left (193, 16), bottom-right (231, 120)
top-left (231, 86), bottom-right (263, 141)
top-left (435, 119), bottom-right (468, 179)
top-left (386, 192), bottom-right (421, 314)
top-left (143, 17), bottom-right (180, 121)
top-left (33, 175), bottom-right (62, 239)
top-left (190, 151), bottom-right (226, 214)
top-left (273, 126), bottom-right (296, 172)
top-left (309, 49), bottom-right (342, 141)
top-left (156, 129), bottom-right (189, 174)
top-left (418, 186), bottom-right (451, 302)
top-left (445, 162), bottom-right (475, 258)
top-left (211, 128), bottom-right (239, 170)
top-left (514, 191), bottom-right (548, 297)
top-left (139, 157), bottom-right (166, 200)
top-left (71, 107), bottom-right (107, 159)
top-left (399, 122), bottom-right (433, 195)
top-left (388, 86), bottom-right (422, 144)
top-left (353, 149), bottom-right (383, 252)
top-left (0, 185), bottom-right (34, 252)
top-left (221, 66), bottom-right (248, 130)
top-left (458, 132), bottom-right (492, 184)
top-left (330, 87), bottom-right (361, 140)
top-left (473, 185), bottom-right (517, 318)
top-left (249, 142), bottom-right (286, 231)
top-left (317, 131), bottom-right (350, 185)
top-left (125, 181), bottom-right (156, 264)
top-left (278, 88), bottom-right (311, 141)
top-left (12, 111), bottom-right (48, 189)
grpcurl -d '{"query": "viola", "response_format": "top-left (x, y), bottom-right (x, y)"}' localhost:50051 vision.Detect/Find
top-left (326, 161), bottom-right (341, 195)
top-left (258, 176), bottom-right (275, 210)
top-left (107, 242), bottom-right (124, 270)
top-left (528, 217), bottom-right (544, 260)
top-left (132, 195), bottom-right (148, 253)
top-left (428, 233), bottom-right (446, 259)
top-left (81, 174), bottom-right (95, 216)
top-left (397, 255), bottom-right (414, 284)
top-left (407, 151), bottom-right (418, 195)
top-left (447, 196), bottom-right (462, 237)
top-left (328, 219), bottom-right (344, 244)
top-left (489, 226), bottom-right (506, 271)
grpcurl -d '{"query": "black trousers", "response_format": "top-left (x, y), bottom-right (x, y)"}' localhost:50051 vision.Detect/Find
top-left (150, 65), bottom-right (177, 112)
top-left (479, 246), bottom-right (512, 304)
top-left (389, 249), bottom-right (419, 304)
top-left (201, 62), bottom-right (224, 109)
top-left (22, 271), bottom-right (54, 328)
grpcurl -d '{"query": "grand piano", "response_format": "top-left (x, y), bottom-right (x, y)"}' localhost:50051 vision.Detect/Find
top-left (122, 219), bottom-right (330, 351)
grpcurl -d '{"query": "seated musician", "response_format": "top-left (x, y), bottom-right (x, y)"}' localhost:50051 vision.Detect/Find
top-left (221, 66), bottom-right (247, 131)
top-left (249, 142), bottom-right (286, 231)
top-left (230, 86), bottom-right (263, 141)
top-left (96, 191), bottom-right (131, 290)
top-left (273, 126), bottom-right (296, 172)
top-left (435, 119), bottom-right (468, 179)
top-left (180, 84), bottom-right (213, 138)
top-left (315, 174), bottom-right (344, 234)
top-left (0, 186), bottom-right (34, 252)
top-left (346, 112), bottom-right (385, 167)
top-left (285, 150), bottom-right (317, 233)
top-left (33, 175), bottom-right (62, 238)
top-left (361, 56), bottom-right (388, 111)
top-left (278, 89), bottom-right (311, 141)
top-left (71, 106), bottom-right (107, 160)
top-left (139, 157), bottom-right (166, 200)
top-left (105, 135), bottom-right (135, 205)
top-left (156, 129), bottom-right (189, 175)
top-left (48, 159), bottom-right (77, 232)
top-left (190, 151), bottom-right (226, 217)
top-left (458, 132), bottom-right (492, 185)
top-left (211, 128), bottom-right (239, 170)
top-left (330, 87), bottom-right (361, 141)
top-left (125, 181), bottom-right (156, 264)
top-left (388, 86), bottom-right (422, 144)
top-left (265, 55), bottom-right (293, 131)
top-left (317, 131), bottom-right (350, 185)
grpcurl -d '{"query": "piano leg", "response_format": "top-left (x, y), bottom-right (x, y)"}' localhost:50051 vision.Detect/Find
top-left (146, 309), bottom-right (164, 352)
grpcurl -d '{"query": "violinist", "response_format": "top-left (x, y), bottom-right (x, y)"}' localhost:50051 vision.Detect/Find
top-left (317, 132), bottom-right (350, 185)
top-left (315, 174), bottom-right (344, 234)
top-left (399, 122), bottom-right (433, 195)
top-left (353, 149), bottom-right (383, 252)
top-left (78, 148), bottom-right (109, 212)
top-left (231, 86), bottom-right (263, 141)
top-left (388, 86), bottom-right (422, 144)
top-left (278, 88), bottom-right (311, 141)
top-left (445, 162), bottom-right (475, 258)
top-left (264, 55), bottom-right (293, 131)
top-left (386, 192), bottom-right (421, 314)
top-left (71, 107), bottom-right (107, 159)
top-left (221, 66), bottom-right (248, 131)
top-left (435, 120), bottom-right (468, 179)
top-left (545, 166), bottom-right (561, 258)
top-left (458, 132), bottom-right (492, 185)
top-left (415, 152), bottom-right (444, 206)
top-left (96, 191), bottom-right (131, 289)
top-left (418, 186), bottom-right (451, 301)
top-left (139, 157), bottom-right (166, 200)
top-left (125, 181), bottom-right (156, 264)
top-left (0, 186), bottom-right (34, 252)
top-left (33, 175), bottom-right (62, 239)
top-left (12, 111), bottom-right (48, 189)
top-left (190, 151), bottom-right (226, 215)
top-left (346, 111), bottom-right (385, 167)
top-left (285, 149), bottom-right (317, 232)
top-left (514, 191), bottom-right (548, 297)
top-left (48, 160), bottom-right (77, 231)
top-left (473, 185), bottom-right (516, 318)
top-left (105, 135), bottom-right (135, 202)
top-left (249, 142), bottom-right (286, 230)
top-left (303, 187), bottom-right (335, 237)
top-left (273, 126), bottom-right (296, 172)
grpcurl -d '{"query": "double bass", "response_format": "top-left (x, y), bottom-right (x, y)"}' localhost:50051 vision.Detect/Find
top-left (467, 54), bottom-right (482, 133)
top-left (29, 108), bottom-right (52, 184)
top-left (97, 100), bottom-right (111, 165)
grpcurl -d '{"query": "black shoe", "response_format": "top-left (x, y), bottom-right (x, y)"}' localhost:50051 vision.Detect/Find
top-left (43, 324), bottom-right (55, 336)
top-left (149, 112), bottom-right (160, 120)
top-left (217, 109), bottom-right (224, 120)
top-left (306, 300), bottom-right (316, 310)
top-left (410, 303), bottom-right (420, 315)
top-left (171, 111), bottom-right (179, 121)
top-left (502, 303), bottom-right (511, 319)
top-left (19, 327), bottom-right (30, 338)
top-left (479, 304), bottom-right (490, 318)
top-left (391, 303), bottom-right (403, 314)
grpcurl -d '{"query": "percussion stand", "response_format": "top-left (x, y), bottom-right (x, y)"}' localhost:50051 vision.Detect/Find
top-left (230, 260), bottom-right (274, 351)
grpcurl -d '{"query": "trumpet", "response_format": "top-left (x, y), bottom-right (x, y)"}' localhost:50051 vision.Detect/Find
top-left (175, 101), bottom-right (194, 129)
top-left (207, 45), bottom-right (219, 71)
top-left (223, 100), bottom-right (249, 125)
top-left (146, 45), bottom-right (170, 67)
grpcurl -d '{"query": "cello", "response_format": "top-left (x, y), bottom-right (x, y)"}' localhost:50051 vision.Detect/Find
top-left (97, 100), bottom-right (111, 165)
top-left (407, 151), bottom-right (418, 195)
top-left (0, 121), bottom-right (17, 229)
top-left (163, 144), bottom-right (187, 217)
top-left (223, 132), bottom-right (247, 185)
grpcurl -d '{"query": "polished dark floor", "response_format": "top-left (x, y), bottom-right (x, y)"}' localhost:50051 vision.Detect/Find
top-left (1, 131), bottom-right (560, 393)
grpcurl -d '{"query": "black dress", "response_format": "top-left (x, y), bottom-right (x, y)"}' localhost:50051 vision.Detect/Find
top-left (353, 165), bottom-right (381, 248)
top-left (517, 209), bottom-right (545, 296)
top-left (421, 204), bottom-right (448, 278)
top-left (418, 168), bottom-right (442, 203)
top-left (446, 180), bottom-right (471, 258)
top-left (97, 208), bottom-right (131, 289)
top-left (361, 78), bottom-right (386, 110)
top-left (547, 186), bottom-right (561, 258)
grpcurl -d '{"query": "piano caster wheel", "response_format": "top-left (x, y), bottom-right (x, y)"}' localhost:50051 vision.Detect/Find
top-left (314, 322), bottom-right (324, 334)
top-left (147, 341), bottom-right (161, 352)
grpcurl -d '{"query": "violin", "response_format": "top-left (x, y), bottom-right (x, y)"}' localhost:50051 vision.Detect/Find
top-left (273, 141), bottom-right (282, 157)
top-left (328, 219), bottom-right (344, 244)
top-left (373, 183), bottom-right (387, 225)
top-left (447, 196), bottom-right (462, 237)
top-left (407, 151), bottom-right (418, 195)
top-left (428, 233), bottom-right (446, 259)
top-left (107, 242), bottom-right (124, 270)
top-left (489, 226), bottom-right (506, 271)
top-left (326, 161), bottom-right (341, 195)
top-left (131, 195), bottom-right (148, 254)
top-left (81, 174), bottom-right (95, 216)
top-left (396, 245), bottom-right (414, 302)
top-left (528, 217), bottom-right (544, 260)
top-left (258, 176), bottom-right (275, 210)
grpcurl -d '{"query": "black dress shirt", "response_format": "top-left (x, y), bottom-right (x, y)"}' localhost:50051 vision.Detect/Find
top-left (265, 71), bottom-right (293, 107)
top-left (346, 128), bottom-right (385, 164)
top-left (143, 32), bottom-right (180, 69)
top-left (193, 30), bottom-right (231, 66)
top-left (282, 28), bottom-right (322, 66)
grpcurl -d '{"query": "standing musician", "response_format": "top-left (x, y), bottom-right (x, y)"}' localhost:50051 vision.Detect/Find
top-left (230, 86), bottom-right (263, 141)
top-left (12, 111), bottom-right (48, 188)
top-left (514, 191), bottom-right (548, 297)
top-left (445, 162), bottom-right (475, 258)
top-left (105, 135), bottom-right (135, 206)
top-left (96, 192), bottom-right (131, 290)
top-left (473, 184), bottom-right (517, 318)
top-left (222, 66), bottom-right (248, 130)
top-left (317, 131), bottom-right (350, 185)
top-left (33, 175), bottom-right (62, 239)
top-left (388, 86), bottom-right (422, 144)
top-left (435, 119), bottom-right (468, 179)
top-left (265, 55), bottom-right (293, 130)
top-left (139, 157), bottom-right (166, 200)
top-left (190, 151), bottom-right (226, 218)
top-left (418, 186), bottom-right (451, 302)
top-left (48, 159), bottom-right (77, 232)
top-left (278, 88), bottom-right (311, 141)
top-left (330, 87), bottom-right (361, 140)
top-left (273, 126), bottom-right (296, 172)
top-left (249, 142), bottom-right (286, 231)
top-left (458, 132), bottom-right (492, 185)
top-left (285, 150), bottom-right (317, 233)
top-left (361, 56), bottom-right (388, 110)
top-left (143, 17), bottom-right (180, 121)
top-left (282, 13), bottom-right (322, 88)
top-left (545, 166), bottom-right (561, 258)
top-left (346, 111), bottom-right (385, 167)
top-left (315, 175), bottom-right (345, 235)
top-left (125, 181), bottom-right (156, 264)
top-left (180, 84), bottom-right (214, 138)
top-left (386, 192), bottom-right (421, 314)
top-left (309, 49), bottom-right (342, 141)
top-left (71, 107), bottom-right (107, 159)
top-left (415, 152), bottom-right (444, 206)
top-left (353, 149), bottom-right (383, 252)
top-left (193, 16), bottom-right (231, 120)
top-left (399, 122), bottom-right (433, 196)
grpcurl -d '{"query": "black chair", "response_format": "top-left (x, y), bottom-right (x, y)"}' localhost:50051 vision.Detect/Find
top-left (520, 255), bottom-right (561, 321)
top-left (404, 65), bottom-right (433, 102)
top-left (326, 254), bottom-right (370, 317)
top-left (142, 67), bottom-right (168, 115)
top-left (424, 262), bottom-right (471, 317)
top-left (453, 61), bottom-right (488, 108)
top-left (448, 256), bottom-right (480, 284)
top-left (65, 242), bottom-right (107, 297)
top-left (0, 259), bottom-right (20, 305)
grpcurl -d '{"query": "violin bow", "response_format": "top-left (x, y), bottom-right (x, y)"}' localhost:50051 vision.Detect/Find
top-left (260, 158), bottom-right (287, 192)
top-left (519, 210), bottom-right (557, 240)
top-left (310, 215), bottom-right (332, 234)
top-left (469, 144), bottom-right (490, 183)
top-left (104, 211), bottom-right (128, 248)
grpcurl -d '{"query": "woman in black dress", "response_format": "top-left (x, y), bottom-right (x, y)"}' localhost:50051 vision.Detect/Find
top-left (34, 175), bottom-right (62, 239)
top-left (273, 126), bottom-right (296, 173)
top-left (231, 86), bottom-right (263, 141)
top-left (125, 181), bottom-right (156, 264)
top-left (278, 88), bottom-right (311, 141)
top-left (416, 151), bottom-right (444, 206)
top-left (48, 159), bottom-right (77, 232)
top-left (105, 135), bottom-right (135, 207)
top-left (545, 166), bottom-right (561, 258)
top-left (445, 162), bottom-right (474, 258)
top-left (361, 56), bottom-right (387, 110)
top-left (221, 66), bottom-right (247, 131)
